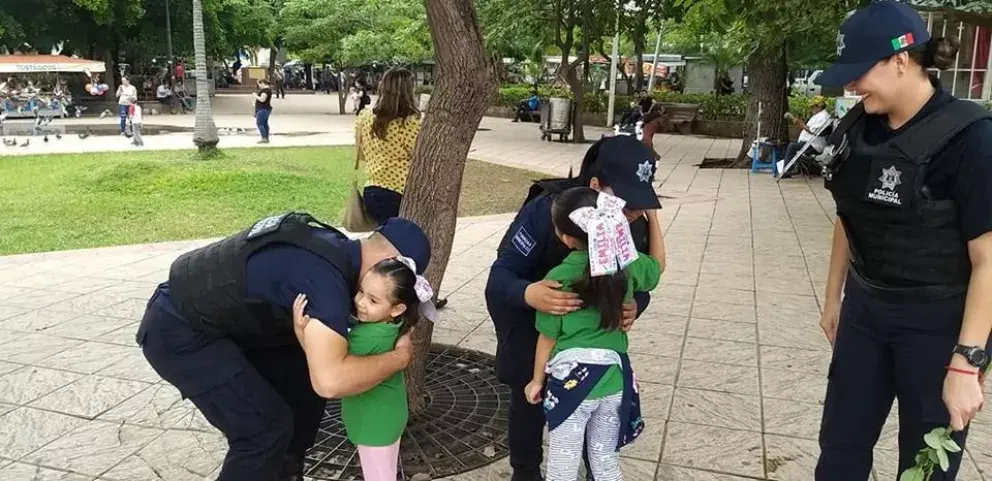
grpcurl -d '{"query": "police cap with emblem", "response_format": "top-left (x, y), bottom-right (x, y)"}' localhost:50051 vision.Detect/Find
top-left (817, 0), bottom-right (930, 88)
top-left (375, 217), bottom-right (431, 275)
top-left (593, 136), bottom-right (661, 210)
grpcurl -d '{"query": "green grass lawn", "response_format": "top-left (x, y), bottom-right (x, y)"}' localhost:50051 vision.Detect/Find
top-left (0, 146), bottom-right (545, 255)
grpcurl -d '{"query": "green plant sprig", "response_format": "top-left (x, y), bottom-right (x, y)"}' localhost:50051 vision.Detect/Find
top-left (901, 363), bottom-right (990, 481)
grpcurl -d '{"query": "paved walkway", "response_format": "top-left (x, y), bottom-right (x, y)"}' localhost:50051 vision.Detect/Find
top-left (1, 100), bottom-right (991, 481)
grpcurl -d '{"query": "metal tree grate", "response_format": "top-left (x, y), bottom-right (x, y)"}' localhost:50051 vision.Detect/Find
top-left (304, 345), bottom-right (511, 480)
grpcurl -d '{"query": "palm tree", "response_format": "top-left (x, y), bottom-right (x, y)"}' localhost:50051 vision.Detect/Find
top-left (192, 0), bottom-right (219, 153)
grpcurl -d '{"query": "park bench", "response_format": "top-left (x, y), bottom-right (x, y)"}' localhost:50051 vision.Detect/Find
top-left (657, 102), bottom-right (700, 135)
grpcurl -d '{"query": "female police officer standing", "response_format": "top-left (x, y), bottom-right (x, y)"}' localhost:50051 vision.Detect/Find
top-left (813, 2), bottom-right (992, 479)
top-left (486, 135), bottom-right (666, 481)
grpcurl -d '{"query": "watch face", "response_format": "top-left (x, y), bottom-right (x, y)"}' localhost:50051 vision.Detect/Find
top-left (974, 349), bottom-right (989, 369)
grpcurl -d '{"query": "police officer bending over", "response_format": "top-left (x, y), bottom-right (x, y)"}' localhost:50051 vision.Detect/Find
top-left (486, 135), bottom-right (666, 481)
top-left (137, 213), bottom-right (431, 481)
top-left (813, 2), bottom-right (992, 479)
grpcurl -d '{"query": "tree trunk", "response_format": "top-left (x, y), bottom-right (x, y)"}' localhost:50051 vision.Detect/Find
top-left (399, 0), bottom-right (495, 417)
top-left (735, 44), bottom-right (788, 165)
top-left (192, 0), bottom-right (219, 153)
top-left (633, 14), bottom-right (647, 91)
top-left (563, 62), bottom-right (585, 143)
top-left (337, 71), bottom-right (347, 115)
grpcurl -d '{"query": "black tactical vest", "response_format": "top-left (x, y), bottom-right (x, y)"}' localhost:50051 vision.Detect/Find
top-left (497, 178), bottom-right (650, 282)
top-left (823, 100), bottom-right (990, 288)
top-left (168, 212), bottom-right (356, 346)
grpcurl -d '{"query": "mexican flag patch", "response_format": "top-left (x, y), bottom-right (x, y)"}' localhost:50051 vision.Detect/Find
top-left (891, 33), bottom-right (915, 50)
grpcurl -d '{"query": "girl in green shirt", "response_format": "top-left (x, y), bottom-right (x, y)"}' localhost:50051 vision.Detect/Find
top-left (293, 256), bottom-right (437, 481)
top-left (525, 186), bottom-right (665, 481)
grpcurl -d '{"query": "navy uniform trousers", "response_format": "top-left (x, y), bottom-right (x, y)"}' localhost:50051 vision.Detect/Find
top-left (137, 292), bottom-right (324, 481)
top-left (816, 276), bottom-right (987, 480)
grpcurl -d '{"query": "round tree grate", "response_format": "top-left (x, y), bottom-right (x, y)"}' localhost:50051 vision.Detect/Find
top-left (304, 344), bottom-right (511, 480)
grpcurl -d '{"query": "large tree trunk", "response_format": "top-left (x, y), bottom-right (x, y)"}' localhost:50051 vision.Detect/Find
top-left (633, 14), bottom-right (647, 91)
top-left (735, 44), bottom-right (788, 165)
top-left (192, 0), bottom-right (219, 153)
top-left (399, 0), bottom-right (495, 417)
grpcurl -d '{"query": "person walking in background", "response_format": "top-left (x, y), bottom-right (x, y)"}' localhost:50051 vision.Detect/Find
top-left (128, 103), bottom-right (144, 147)
top-left (116, 76), bottom-right (137, 135)
top-left (274, 69), bottom-right (286, 99)
top-left (255, 79), bottom-right (273, 144)
top-left (356, 79), bottom-right (372, 114)
top-left (354, 68), bottom-right (421, 223)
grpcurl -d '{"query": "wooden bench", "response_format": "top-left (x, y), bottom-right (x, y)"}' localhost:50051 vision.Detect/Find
top-left (657, 102), bottom-right (700, 135)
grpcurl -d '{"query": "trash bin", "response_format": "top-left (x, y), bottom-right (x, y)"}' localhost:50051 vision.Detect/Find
top-left (540, 97), bottom-right (573, 142)
top-left (419, 94), bottom-right (431, 113)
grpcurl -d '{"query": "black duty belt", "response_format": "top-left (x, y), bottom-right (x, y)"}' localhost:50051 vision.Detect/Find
top-left (848, 266), bottom-right (967, 303)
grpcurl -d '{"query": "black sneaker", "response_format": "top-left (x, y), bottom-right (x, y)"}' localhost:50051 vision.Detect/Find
top-left (276, 453), bottom-right (304, 481)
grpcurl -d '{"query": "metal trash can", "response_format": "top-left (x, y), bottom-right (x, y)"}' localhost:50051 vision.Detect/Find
top-left (540, 97), bottom-right (573, 142)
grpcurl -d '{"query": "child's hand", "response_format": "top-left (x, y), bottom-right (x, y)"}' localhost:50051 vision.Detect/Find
top-left (293, 294), bottom-right (311, 334)
top-left (524, 380), bottom-right (544, 405)
top-left (620, 302), bottom-right (638, 332)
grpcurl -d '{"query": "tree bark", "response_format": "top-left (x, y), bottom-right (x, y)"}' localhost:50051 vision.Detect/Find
top-left (399, 0), bottom-right (495, 417)
top-left (735, 43), bottom-right (788, 165)
top-left (192, 0), bottom-right (219, 153)
top-left (633, 13), bottom-right (647, 91)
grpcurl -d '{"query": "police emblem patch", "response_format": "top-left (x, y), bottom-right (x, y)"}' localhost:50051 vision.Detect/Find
top-left (636, 160), bottom-right (653, 183)
top-left (247, 213), bottom-right (290, 239)
top-left (865, 162), bottom-right (911, 207)
top-left (879, 165), bottom-right (902, 191)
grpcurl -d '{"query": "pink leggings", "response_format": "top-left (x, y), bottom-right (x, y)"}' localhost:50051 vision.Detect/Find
top-left (357, 441), bottom-right (400, 481)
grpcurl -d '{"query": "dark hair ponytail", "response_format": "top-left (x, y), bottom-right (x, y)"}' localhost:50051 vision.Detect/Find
top-left (910, 36), bottom-right (960, 71)
top-left (551, 187), bottom-right (628, 331)
top-left (370, 257), bottom-right (421, 335)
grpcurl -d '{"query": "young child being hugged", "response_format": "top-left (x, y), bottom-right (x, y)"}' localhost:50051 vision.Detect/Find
top-left (293, 256), bottom-right (437, 481)
top-left (525, 187), bottom-right (665, 481)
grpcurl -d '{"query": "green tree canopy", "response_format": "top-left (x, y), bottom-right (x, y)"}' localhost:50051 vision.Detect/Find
top-left (280, 0), bottom-right (432, 66)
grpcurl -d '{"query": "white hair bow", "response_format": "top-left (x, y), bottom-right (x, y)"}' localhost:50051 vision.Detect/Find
top-left (567, 191), bottom-right (638, 277)
top-left (395, 256), bottom-right (439, 323)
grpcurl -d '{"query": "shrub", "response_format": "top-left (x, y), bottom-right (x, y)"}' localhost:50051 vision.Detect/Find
top-left (419, 83), bottom-right (841, 123)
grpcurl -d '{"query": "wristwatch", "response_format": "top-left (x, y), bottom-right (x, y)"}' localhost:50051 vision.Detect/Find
top-left (953, 344), bottom-right (990, 370)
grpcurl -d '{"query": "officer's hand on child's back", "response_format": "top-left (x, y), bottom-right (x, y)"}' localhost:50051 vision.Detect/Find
top-left (620, 303), bottom-right (637, 332)
top-left (394, 329), bottom-right (415, 367)
top-left (525, 280), bottom-right (582, 316)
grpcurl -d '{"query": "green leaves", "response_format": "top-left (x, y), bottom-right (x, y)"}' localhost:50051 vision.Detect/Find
top-left (901, 427), bottom-right (960, 481)
top-left (279, 0), bottom-right (431, 65)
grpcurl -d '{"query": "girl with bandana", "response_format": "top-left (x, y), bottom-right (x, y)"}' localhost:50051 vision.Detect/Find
top-left (293, 256), bottom-right (437, 481)
top-left (524, 187), bottom-right (665, 481)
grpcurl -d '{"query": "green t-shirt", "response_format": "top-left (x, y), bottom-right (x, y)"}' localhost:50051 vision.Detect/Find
top-left (341, 320), bottom-right (408, 446)
top-left (535, 251), bottom-right (662, 399)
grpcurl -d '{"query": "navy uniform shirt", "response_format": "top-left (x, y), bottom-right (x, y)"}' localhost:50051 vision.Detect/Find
top-left (853, 88), bottom-right (992, 242)
top-left (486, 192), bottom-right (652, 333)
top-left (151, 230), bottom-right (358, 339)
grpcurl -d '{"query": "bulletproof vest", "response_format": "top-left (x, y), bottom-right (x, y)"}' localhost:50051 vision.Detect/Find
top-left (168, 212), bottom-right (356, 346)
top-left (823, 99), bottom-right (990, 287)
top-left (497, 178), bottom-right (650, 282)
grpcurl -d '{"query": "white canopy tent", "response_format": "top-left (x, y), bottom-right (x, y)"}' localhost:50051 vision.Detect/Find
top-left (0, 55), bottom-right (106, 74)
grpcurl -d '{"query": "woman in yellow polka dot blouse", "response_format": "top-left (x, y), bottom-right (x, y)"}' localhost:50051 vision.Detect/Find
top-left (355, 68), bottom-right (422, 222)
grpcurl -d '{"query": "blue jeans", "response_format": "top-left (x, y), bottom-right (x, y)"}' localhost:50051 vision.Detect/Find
top-left (255, 109), bottom-right (271, 140)
top-left (118, 105), bottom-right (130, 133)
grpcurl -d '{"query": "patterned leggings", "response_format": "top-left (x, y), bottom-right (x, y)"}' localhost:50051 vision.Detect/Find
top-left (546, 393), bottom-right (623, 481)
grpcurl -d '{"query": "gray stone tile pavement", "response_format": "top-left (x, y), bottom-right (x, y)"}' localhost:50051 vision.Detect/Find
top-left (0, 106), bottom-right (989, 480)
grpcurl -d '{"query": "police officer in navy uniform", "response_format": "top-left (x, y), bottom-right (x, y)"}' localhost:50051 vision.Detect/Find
top-left (137, 213), bottom-right (431, 481)
top-left (486, 135), bottom-right (664, 481)
top-left (812, 2), bottom-right (992, 479)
